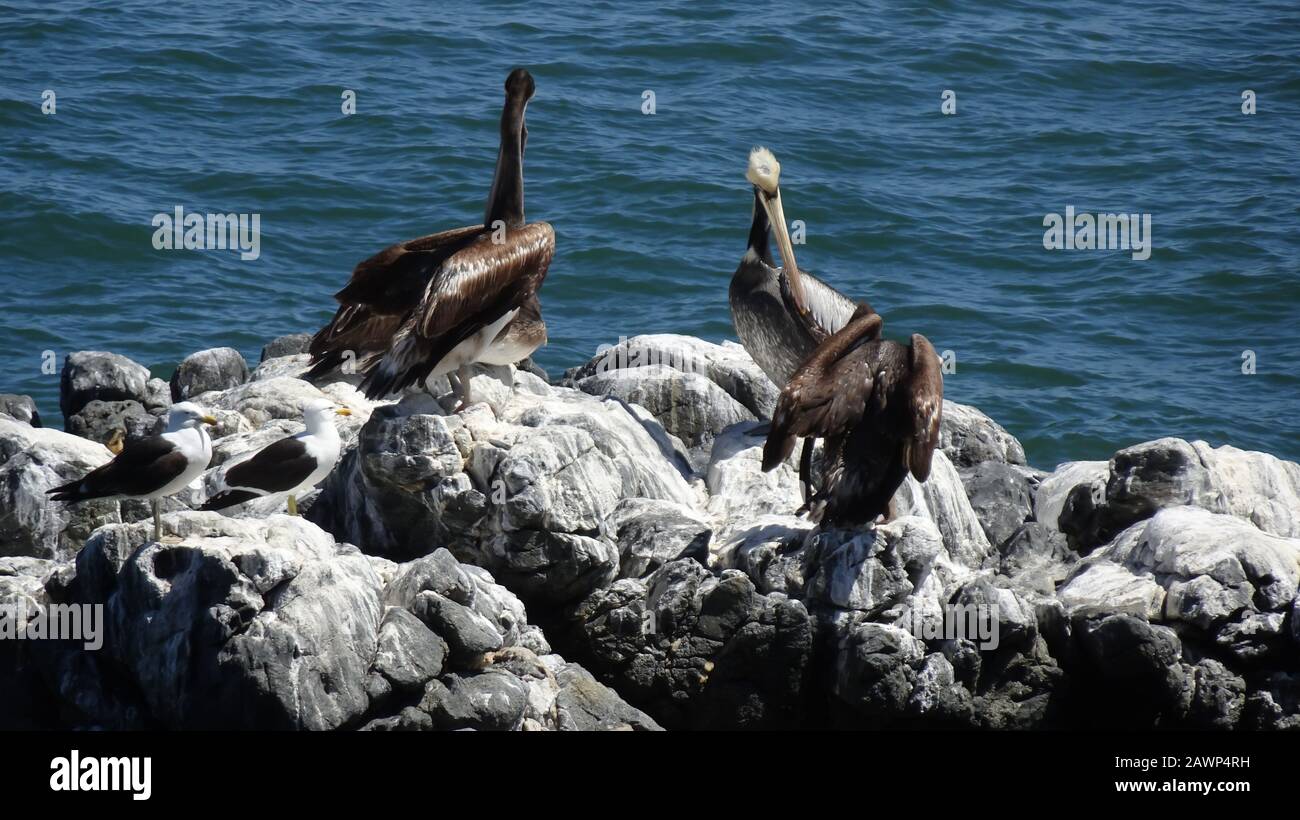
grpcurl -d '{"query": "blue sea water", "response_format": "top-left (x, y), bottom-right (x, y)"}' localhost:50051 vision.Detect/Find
top-left (0, 0), bottom-right (1297, 468)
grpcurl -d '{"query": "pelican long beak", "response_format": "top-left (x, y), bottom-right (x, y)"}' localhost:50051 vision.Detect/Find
top-left (758, 186), bottom-right (799, 276)
top-left (335, 408), bottom-right (352, 416)
top-left (202, 415), bottom-right (218, 426)
top-left (756, 185), bottom-right (808, 314)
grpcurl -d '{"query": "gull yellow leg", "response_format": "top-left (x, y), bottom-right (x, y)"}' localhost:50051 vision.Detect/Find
top-left (287, 494), bottom-right (298, 516)
top-left (152, 499), bottom-right (162, 542)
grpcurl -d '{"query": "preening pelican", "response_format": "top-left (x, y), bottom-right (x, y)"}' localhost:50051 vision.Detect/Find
top-left (762, 305), bottom-right (943, 526)
top-left (729, 147), bottom-right (864, 389)
top-left (307, 68), bottom-right (553, 407)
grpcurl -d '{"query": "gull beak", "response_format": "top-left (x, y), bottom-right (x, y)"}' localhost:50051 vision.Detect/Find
top-left (335, 408), bottom-right (352, 417)
top-left (202, 415), bottom-right (218, 426)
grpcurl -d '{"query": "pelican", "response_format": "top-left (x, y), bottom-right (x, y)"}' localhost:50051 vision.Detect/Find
top-left (47, 402), bottom-right (217, 542)
top-left (730, 147), bottom-right (865, 390)
top-left (307, 68), bottom-right (553, 407)
top-left (761, 305), bottom-right (943, 526)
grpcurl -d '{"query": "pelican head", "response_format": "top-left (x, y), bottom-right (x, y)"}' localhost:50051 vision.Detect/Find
top-left (746, 147), bottom-right (799, 276)
top-left (505, 68), bottom-right (536, 102)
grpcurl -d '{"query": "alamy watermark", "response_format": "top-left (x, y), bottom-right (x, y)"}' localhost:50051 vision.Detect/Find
top-left (908, 602), bottom-right (999, 651)
top-left (0, 601), bottom-right (103, 651)
top-left (152, 206), bottom-right (261, 260)
top-left (592, 336), bottom-right (709, 379)
top-left (1043, 206), bottom-right (1151, 260)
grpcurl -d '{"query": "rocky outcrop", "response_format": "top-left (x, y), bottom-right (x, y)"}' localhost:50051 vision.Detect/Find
top-left (3, 512), bottom-right (656, 731)
top-left (4, 334), bottom-right (1297, 732)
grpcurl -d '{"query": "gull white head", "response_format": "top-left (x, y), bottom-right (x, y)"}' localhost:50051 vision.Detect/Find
top-left (166, 402), bottom-right (217, 433)
top-left (745, 147), bottom-right (799, 275)
top-left (302, 397), bottom-right (351, 433)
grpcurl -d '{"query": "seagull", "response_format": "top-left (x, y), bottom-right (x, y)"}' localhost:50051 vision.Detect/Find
top-left (47, 401), bottom-right (216, 542)
top-left (200, 398), bottom-right (351, 516)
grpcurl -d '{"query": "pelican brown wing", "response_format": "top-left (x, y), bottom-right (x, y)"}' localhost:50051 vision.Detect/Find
top-left (307, 225), bottom-right (486, 379)
top-left (360, 221), bottom-right (555, 397)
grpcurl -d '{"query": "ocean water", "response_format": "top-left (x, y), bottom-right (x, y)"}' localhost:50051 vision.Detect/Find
top-left (1, 0), bottom-right (1297, 469)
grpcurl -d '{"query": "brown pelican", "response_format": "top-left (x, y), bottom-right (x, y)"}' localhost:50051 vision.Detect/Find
top-left (47, 402), bottom-right (217, 542)
top-left (761, 305), bottom-right (943, 526)
top-left (307, 68), bottom-right (553, 406)
top-left (201, 398), bottom-right (351, 516)
top-left (730, 147), bottom-right (865, 390)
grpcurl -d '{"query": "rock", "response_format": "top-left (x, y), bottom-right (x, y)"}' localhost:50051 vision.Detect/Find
top-left (720, 514), bottom-right (814, 596)
top-left (1215, 612), bottom-right (1287, 665)
top-left (1187, 659), bottom-right (1246, 729)
top-left (59, 351), bottom-right (152, 420)
top-left (261, 334), bottom-right (313, 362)
top-left (251, 354), bottom-right (314, 382)
top-left (1065, 438), bottom-right (1300, 551)
top-left (705, 421), bottom-right (804, 537)
top-left (1072, 613), bottom-right (1193, 725)
top-left (0, 419), bottom-right (120, 559)
top-left (939, 400), bottom-right (1027, 467)
top-left (1100, 507), bottom-right (1300, 617)
top-left (372, 607), bottom-right (447, 692)
top-left (79, 513), bottom-right (382, 730)
top-left (608, 498), bottom-right (711, 578)
top-left (0, 394), bottom-right (40, 427)
top-left (959, 461), bottom-right (1041, 548)
top-left (65, 399), bottom-right (162, 448)
top-left (1058, 562), bottom-right (1165, 620)
top-left (421, 670), bottom-right (528, 731)
top-left (411, 591), bottom-right (504, 663)
top-left (996, 522), bottom-right (1076, 594)
top-left (831, 620), bottom-right (924, 726)
top-left (564, 334), bottom-right (780, 420)
top-left (552, 661), bottom-right (662, 730)
top-left (312, 378), bottom-right (698, 591)
top-left (568, 559), bottom-right (814, 729)
top-left (1035, 460), bottom-right (1108, 534)
top-left (571, 364), bottom-right (755, 453)
top-left (170, 347), bottom-right (250, 401)
top-left (895, 450), bottom-right (992, 568)
top-left (142, 378), bottom-right (171, 413)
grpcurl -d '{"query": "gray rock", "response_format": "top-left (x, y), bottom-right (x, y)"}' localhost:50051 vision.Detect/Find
top-left (59, 351), bottom-right (152, 419)
top-left (1187, 659), bottom-right (1246, 730)
top-left (831, 620), bottom-right (924, 726)
top-left (421, 670), bottom-right (528, 731)
top-left (553, 662), bottom-right (662, 730)
top-left (564, 334), bottom-right (780, 420)
top-left (65, 399), bottom-right (162, 448)
top-left (608, 497), bottom-right (711, 578)
top-left (79, 514), bottom-right (382, 730)
top-left (939, 400), bottom-right (1027, 467)
top-left (959, 461), bottom-right (1040, 548)
top-left (372, 607), bottom-right (447, 692)
top-left (170, 347), bottom-right (249, 401)
top-left (569, 559), bottom-right (814, 729)
top-left (411, 591), bottom-right (503, 663)
top-left (0, 394), bottom-right (40, 427)
top-left (996, 522), bottom-right (1076, 594)
top-left (571, 364), bottom-right (755, 453)
top-left (1058, 438), bottom-right (1300, 552)
top-left (0, 419), bottom-right (120, 559)
top-left (261, 334), bottom-right (313, 362)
